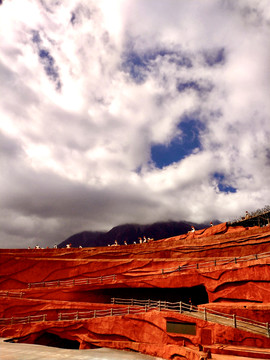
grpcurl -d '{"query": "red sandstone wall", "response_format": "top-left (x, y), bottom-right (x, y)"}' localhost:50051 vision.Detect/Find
top-left (1, 223), bottom-right (270, 359)
top-left (1, 309), bottom-right (270, 357)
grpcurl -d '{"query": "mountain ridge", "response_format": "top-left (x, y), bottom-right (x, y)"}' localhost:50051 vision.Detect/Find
top-left (58, 220), bottom-right (211, 248)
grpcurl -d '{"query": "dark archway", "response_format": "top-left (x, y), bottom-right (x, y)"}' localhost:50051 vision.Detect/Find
top-left (88, 284), bottom-right (208, 306)
top-left (34, 332), bottom-right (80, 349)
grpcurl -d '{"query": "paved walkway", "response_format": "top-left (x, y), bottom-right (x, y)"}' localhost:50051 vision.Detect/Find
top-left (184, 309), bottom-right (269, 337)
top-left (0, 339), bottom-right (162, 360)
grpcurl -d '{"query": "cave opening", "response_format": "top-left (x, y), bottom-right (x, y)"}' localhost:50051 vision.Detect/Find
top-left (34, 332), bottom-right (80, 349)
top-left (87, 284), bottom-right (208, 306)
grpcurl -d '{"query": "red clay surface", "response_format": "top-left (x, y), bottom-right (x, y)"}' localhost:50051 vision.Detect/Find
top-left (1, 223), bottom-right (270, 359)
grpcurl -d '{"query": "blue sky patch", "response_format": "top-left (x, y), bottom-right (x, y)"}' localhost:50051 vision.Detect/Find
top-left (39, 49), bottom-right (61, 90)
top-left (169, 54), bottom-right (192, 68)
top-left (32, 30), bottom-right (41, 45)
top-left (177, 81), bottom-right (200, 92)
top-left (122, 45), bottom-right (225, 84)
top-left (177, 80), bottom-right (213, 97)
top-left (122, 51), bottom-right (149, 83)
top-left (122, 48), bottom-right (193, 83)
top-left (31, 30), bottom-right (61, 90)
top-left (151, 118), bottom-right (204, 168)
top-left (213, 172), bottom-right (237, 193)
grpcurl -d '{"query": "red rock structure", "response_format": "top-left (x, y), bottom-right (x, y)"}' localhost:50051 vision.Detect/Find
top-left (1, 222), bottom-right (270, 359)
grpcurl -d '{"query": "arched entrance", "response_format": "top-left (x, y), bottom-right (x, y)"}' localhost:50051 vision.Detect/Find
top-left (34, 332), bottom-right (80, 349)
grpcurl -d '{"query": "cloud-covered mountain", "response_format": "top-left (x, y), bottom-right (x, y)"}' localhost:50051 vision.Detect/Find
top-left (58, 221), bottom-right (208, 248)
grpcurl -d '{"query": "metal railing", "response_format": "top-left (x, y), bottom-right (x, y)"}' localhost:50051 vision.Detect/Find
top-left (0, 291), bottom-right (24, 298)
top-left (0, 305), bottom-right (149, 326)
top-left (112, 298), bottom-right (270, 338)
top-left (161, 251), bottom-right (270, 274)
top-left (0, 314), bottom-right (47, 325)
top-left (23, 250), bottom-right (270, 290)
top-left (28, 274), bottom-right (117, 288)
top-left (1, 297), bottom-right (269, 338)
top-left (229, 206), bottom-right (270, 224)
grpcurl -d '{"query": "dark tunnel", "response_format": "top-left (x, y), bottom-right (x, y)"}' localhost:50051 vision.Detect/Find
top-left (34, 332), bottom-right (80, 349)
top-left (88, 284), bottom-right (208, 306)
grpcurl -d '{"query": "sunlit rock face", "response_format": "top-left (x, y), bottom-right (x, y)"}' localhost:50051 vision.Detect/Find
top-left (1, 223), bottom-right (270, 359)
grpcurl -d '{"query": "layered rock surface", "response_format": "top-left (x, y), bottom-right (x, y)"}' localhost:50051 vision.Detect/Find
top-left (1, 223), bottom-right (270, 359)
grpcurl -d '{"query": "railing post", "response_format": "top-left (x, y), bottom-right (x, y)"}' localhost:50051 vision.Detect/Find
top-left (113, 274), bottom-right (116, 281)
top-left (110, 308), bottom-right (113, 316)
top-left (158, 300), bottom-right (161, 311)
top-left (100, 276), bottom-right (103, 283)
top-left (255, 254), bottom-right (258, 260)
top-left (73, 279), bottom-right (75, 286)
top-left (112, 297), bottom-right (115, 305)
top-left (267, 322), bottom-right (270, 337)
top-left (179, 302), bottom-right (182, 313)
top-left (43, 314), bottom-right (46, 322)
top-left (148, 299), bottom-right (150, 307)
top-left (58, 313), bottom-right (62, 321)
top-left (214, 260), bottom-right (216, 266)
top-left (131, 298), bottom-right (134, 306)
top-left (197, 263), bottom-right (199, 269)
top-left (57, 280), bottom-right (60, 286)
top-left (162, 269), bottom-right (164, 274)
top-left (28, 283), bottom-right (31, 289)
top-left (204, 308), bottom-right (207, 321)
top-left (28, 316), bottom-right (31, 323)
top-left (93, 310), bottom-right (96, 318)
top-left (145, 304), bottom-right (147, 312)
top-left (233, 314), bottom-right (237, 328)
top-left (75, 311), bottom-right (79, 320)
top-left (234, 257), bottom-right (237, 264)
top-left (127, 306), bottom-right (130, 314)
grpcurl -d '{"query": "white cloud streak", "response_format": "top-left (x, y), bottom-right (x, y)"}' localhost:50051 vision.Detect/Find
top-left (0, 0), bottom-right (270, 248)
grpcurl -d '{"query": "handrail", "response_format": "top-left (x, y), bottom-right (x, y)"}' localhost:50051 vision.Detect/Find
top-left (161, 251), bottom-right (270, 275)
top-left (25, 250), bottom-right (270, 290)
top-left (0, 305), bottom-right (148, 326)
top-left (0, 314), bottom-right (47, 325)
top-left (0, 291), bottom-right (24, 298)
top-left (28, 274), bottom-right (117, 289)
top-left (1, 298), bottom-right (269, 338)
top-left (112, 298), bottom-right (270, 338)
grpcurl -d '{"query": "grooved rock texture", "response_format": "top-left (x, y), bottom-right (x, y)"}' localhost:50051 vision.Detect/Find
top-left (1, 223), bottom-right (270, 359)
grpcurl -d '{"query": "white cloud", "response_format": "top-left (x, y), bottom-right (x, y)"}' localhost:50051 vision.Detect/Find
top-left (0, 0), bottom-right (270, 248)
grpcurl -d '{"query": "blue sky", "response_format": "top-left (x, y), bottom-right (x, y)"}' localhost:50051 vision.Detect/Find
top-left (151, 118), bottom-right (204, 168)
top-left (0, 0), bottom-right (270, 248)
